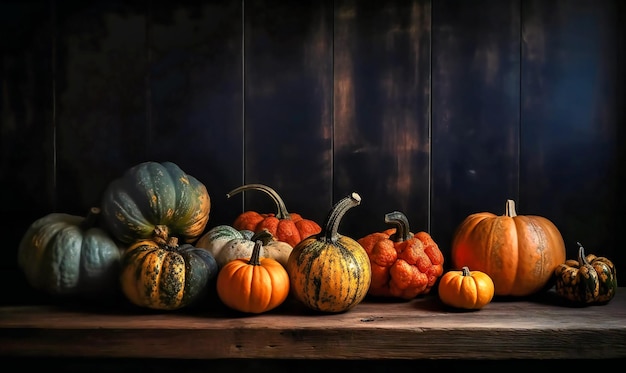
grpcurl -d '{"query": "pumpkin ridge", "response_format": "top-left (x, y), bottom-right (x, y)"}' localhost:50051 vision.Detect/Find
top-left (49, 226), bottom-right (82, 293)
top-left (158, 251), bottom-right (185, 308)
top-left (133, 163), bottom-right (176, 225)
top-left (108, 192), bottom-right (154, 241)
top-left (122, 246), bottom-right (153, 306)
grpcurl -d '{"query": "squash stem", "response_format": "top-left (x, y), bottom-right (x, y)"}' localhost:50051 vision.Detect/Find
top-left (384, 211), bottom-right (413, 242)
top-left (577, 242), bottom-right (589, 265)
top-left (461, 266), bottom-right (471, 276)
top-left (321, 192), bottom-right (361, 244)
top-left (79, 207), bottom-right (101, 231)
top-left (248, 240), bottom-right (263, 266)
top-left (251, 229), bottom-right (274, 245)
top-left (165, 236), bottom-right (179, 250)
top-left (152, 225), bottom-right (170, 246)
top-left (227, 183), bottom-right (291, 219)
top-left (505, 199), bottom-right (518, 217)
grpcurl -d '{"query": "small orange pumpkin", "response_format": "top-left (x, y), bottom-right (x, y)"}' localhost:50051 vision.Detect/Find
top-left (216, 240), bottom-right (290, 314)
top-left (227, 183), bottom-right (322, 248)
top-left (451, 199), bottom-right (566, 297)
top-left (438, 266), bottom-right (495, 310)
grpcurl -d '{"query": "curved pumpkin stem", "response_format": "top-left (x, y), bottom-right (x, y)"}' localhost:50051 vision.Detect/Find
top-left (384, 211), bottom-right (413, 242)
top-left (505, 199), bottom-right (518, 217)
top-left (248, 240), bottom-right (263, 266)
top-left (321, 192), bottom-right (361, 244)
top-left (577, 242), bottom-right (589, 266)
top-left (251, 229), bottom-right (274, 245)
top-left (79, 207), bottom-right (101, 231)
top-left (227, 184), bottom-right (291, 219)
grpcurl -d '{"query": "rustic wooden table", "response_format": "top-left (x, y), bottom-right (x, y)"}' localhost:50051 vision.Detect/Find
top-left (1, 288), bottom-right (625, 361)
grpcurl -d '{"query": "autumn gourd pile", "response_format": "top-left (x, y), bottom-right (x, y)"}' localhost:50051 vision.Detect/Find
top-left (16, 161), bottom-right (618, 315)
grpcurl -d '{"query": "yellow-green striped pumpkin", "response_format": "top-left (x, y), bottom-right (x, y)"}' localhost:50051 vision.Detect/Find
top-left (287, 192), bottom-right (371, 313)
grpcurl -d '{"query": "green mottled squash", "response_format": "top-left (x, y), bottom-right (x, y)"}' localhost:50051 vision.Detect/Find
top-left (101, 161), bottom-right (210, 244)
top-left (120, 226), bottom-right (218, 311)
top-left (287, 192), bottom-right (371, 313)
top-left (554, 242), bottom-right (617, 305)
top-left (17, 207), bottom-right (123, 298)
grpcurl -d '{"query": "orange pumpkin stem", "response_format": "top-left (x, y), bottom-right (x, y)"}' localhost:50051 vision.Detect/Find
top-left (384, 211), bottom-right (413, 242)
top-left (321, 192), bottom-right (361, 244)
top-left (227, 183), bottom-right (291, 219)
top-left (505, 199), bottom-right (518, 217)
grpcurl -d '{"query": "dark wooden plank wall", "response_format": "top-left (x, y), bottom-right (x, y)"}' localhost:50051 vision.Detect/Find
top-left (431, 0), bottom-right (522, 259)
top-left (1, 0), bottom-right (624, 306)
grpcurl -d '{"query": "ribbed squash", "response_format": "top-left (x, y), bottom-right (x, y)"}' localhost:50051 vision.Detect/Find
top-left (101, 161), bottom-right (210, 244)
top-left (119, 226), bottom-right (218, 311)
top-left (358, 211), bottom-right (444, 299)
top-left (228, 183), bottom-right (322, 247)
top-left (451, 199), bottom-right (566, 297)
top-left (196, 225), bottom-right (292, 268)
top-left (17, 207), bottom-right (122, 298)
top-left (195, 225), bottom-right (254, 261)
top-left (438, 266), bottom-right (495, 310)
top-left (287, 192), bottom-right (371, 313)
top-left (554, 242), bottom-right (617, 305)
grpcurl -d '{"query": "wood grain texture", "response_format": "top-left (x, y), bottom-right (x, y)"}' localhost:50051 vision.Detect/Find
top-left (0, 0), bottom-right (55, 277)
top-left (333, 0), bottom-right (431, 238)
top-left (520, 0), bottom-right (624, 268)
top-left (1, 288), bottom-right (625, 360)
top-left (148, 0), bottom-right (244, 228)
top-left (242, 0), bottom-right (334, 227)
top-left (55, 0), bottom-right (149, 214)
top-left (430, 0), bottom-right (521, 261)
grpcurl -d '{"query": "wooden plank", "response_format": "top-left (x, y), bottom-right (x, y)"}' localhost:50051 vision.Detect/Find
top-left (0, 0), bottom-right (55, 304)
top-left (333, 0), bottom-right (431, 239)
top-left (148, 0), bottom-right (244, 227)
top-left (430, 0), bottom-right (521, 261)
top-left (520, 0), bottom-right (625, 268)
top-left (240, 0), bottom-right (334, 227)
top-left (54, 1), bottom-right (149, 215)
top-left (1, 288), bottom-right (625, 360)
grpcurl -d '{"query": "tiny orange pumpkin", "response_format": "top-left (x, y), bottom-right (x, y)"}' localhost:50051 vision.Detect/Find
top-left (438, 266), bottom-right (495, 310)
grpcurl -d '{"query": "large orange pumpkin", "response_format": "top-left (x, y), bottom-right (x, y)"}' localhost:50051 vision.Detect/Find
top-left (451, 199), bottom-right (566, 297)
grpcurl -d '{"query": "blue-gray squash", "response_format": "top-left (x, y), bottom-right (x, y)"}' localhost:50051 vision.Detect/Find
top-left (18, 207), bottom-right (123, 298)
